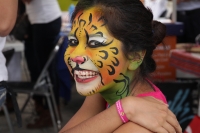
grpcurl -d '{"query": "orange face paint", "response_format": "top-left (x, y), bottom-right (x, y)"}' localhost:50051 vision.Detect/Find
top-left (64, 7), bottom-right (130, 96)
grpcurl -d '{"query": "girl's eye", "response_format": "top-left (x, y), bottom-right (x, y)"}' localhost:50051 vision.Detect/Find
top-left (88, 40), bottom-right (103, 48)
top-left (68, 39), bottom-right (79, 46)
top-left (88, 36), bottom-right (107, 48)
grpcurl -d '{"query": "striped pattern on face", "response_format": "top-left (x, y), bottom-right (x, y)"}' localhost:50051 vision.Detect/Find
top-left (64, 7), bottom-right (130, 96)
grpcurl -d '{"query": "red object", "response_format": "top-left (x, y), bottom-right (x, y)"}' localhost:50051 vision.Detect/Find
top-left (170, 49), bottom-right (200, 76)
top-left (152, 36), bottom-right (176, 81)
top-left (184, 116), bottom-right (200, 133)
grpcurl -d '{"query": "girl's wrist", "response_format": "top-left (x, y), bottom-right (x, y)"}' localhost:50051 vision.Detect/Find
top-left (120, 96), bottom-right (134, 121)
top-left (116, 100), bottom-right (129, 123)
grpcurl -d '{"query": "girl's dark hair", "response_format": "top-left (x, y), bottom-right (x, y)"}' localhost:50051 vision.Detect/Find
top-left (71, 0), bottom-right (166, 78)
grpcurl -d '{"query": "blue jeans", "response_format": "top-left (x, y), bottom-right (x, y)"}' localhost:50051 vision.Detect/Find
top-left (0, 86), bottom-right (6, 108)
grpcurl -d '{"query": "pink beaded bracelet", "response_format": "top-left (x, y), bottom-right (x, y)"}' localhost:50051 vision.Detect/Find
top-left (116, 100), bottom-right (129, 123)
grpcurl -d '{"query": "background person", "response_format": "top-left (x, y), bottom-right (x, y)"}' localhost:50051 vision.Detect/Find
top-left (21, 0), bottom-right (62, 128)
top-left (0, 0), bottom-right (18, 109)
top-left (0, 0), bottom-right (22, 127)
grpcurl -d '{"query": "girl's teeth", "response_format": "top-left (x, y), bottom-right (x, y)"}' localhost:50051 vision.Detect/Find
top-left (82, 71), bottom-right (86, 75)
top-left (89, 71), bottom-right (93, 75)
top-left (74, 70), bottom-right (98, 76)
top-left (77, 75), bottom-right (95, 79)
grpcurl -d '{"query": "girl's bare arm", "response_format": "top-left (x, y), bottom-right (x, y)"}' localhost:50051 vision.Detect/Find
top-left (59, 96), bottom-right (182, 133)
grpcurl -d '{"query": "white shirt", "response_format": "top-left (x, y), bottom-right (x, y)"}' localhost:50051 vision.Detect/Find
top-left (0, 37), bottom-right (8, 81)
top-left (25, 0), bottom-right (61, 24)
top-left (177, 1), bottom-right (200, 11)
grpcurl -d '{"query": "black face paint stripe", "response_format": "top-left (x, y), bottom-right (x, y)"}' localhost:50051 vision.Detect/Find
top-left (107, 65), bottom-right (115, 75)
top-left (110, 47), bottom-right (119, 55)
top-left (97, 61), bottom-right (103, 68)
top-left (111, 57), bottom-right (119, 66)
top-left (88, 13), bottom-right (92, 25)
top-left (84, 29), bottom-right (89, 45)
top-left (114, 78), bottom-right (126, 89)
top-left (98, 16), bottom-right (106, 26)
top-left (68, 57), bottom-right (74, 77)
top-left (74, 28), bottom-right (78, 39)
top-left (114, 73), bottom-right (130, 98)
top-left (90, 25), bottom-right (97, 30)
top-left (106, 40), bottom-right (114, 46)
top-left (79, 19), bottom-right (86, 27)
top-left (99, 73), bottom-right (104, 85)
top-left (99, 50), bottom-right (108, 60)
top-left (83, 57), bottom-right (87, 62)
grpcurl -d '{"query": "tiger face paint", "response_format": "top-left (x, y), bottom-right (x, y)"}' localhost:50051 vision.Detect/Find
top-left (64, 7), bottom-right (131, 97)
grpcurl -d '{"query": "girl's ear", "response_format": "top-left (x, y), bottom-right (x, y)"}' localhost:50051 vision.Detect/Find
top-left (128, 50), bottom-right (146, 71)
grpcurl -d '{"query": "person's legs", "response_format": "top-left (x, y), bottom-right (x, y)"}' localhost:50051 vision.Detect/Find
top-left (24, 24), bottom-right (40, 82)
top-left (24, 22), bottom-right (44, 117)
top-left (32, 17), bottom-right (61, 71)
top-left (31, 16), bottom-right (61, 106)
top-left (27, 17), bottom-right (61, 128)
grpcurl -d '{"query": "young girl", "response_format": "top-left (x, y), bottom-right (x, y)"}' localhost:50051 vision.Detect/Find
top-left (60, 0), bottom-right (182, 132)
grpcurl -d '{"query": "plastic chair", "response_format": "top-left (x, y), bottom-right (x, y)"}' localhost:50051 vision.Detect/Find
top-left (7, 36), bottom-right (65, 132)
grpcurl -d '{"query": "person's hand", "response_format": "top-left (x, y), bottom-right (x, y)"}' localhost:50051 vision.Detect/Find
top-left (122, 96), bottom-right (182, 133)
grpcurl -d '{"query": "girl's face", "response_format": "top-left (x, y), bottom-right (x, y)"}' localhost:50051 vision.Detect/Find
top-left (64, 7), bottom-right (131, 96)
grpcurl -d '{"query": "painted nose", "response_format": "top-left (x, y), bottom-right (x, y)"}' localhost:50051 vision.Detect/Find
top-left (71, 56), bottom-right (85, 64)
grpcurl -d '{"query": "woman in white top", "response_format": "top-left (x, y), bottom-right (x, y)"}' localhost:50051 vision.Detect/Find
top-left (22, 0), bottom-right (62, 128)
top-left (0, 0), bottom-right (18, 107)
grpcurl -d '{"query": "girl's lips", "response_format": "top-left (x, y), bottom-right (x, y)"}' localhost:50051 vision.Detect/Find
top-left (75, 74), bottom-right (98, 83)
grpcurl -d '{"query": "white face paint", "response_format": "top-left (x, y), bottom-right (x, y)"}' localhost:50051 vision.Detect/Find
top-left (64, 7), bottom-right (130, 96)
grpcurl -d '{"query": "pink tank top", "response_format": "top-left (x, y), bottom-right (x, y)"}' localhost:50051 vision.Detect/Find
top-left (136, 80), bottom-right (167, 104)
top-left (106, 79), bottom-right (167, 108)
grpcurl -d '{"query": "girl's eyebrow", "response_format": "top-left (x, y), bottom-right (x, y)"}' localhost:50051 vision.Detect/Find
top-left (68, 31), bottom-right (105, 39)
